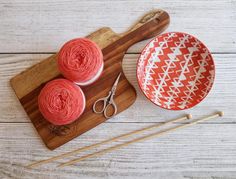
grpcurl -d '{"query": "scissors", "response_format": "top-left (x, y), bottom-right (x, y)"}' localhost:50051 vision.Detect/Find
top-left (93, 72), bottom-right (122, 119)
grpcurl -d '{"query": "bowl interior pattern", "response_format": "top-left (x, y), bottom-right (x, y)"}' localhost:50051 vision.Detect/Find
top-left (137, 32), bottom-right (215, 110)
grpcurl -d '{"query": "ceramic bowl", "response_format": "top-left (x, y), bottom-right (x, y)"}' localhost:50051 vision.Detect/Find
top-left (137, 32), bottom-right (215, 110)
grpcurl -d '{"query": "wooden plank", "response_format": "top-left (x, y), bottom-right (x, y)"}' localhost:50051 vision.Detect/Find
top-left (1, 54), bottom-right (236, 123)
top-left (0, 0), bottom-right (235, 53)
top-left (0, 0), bottom-right (235, 178)
top-left (0, 123), bottom-right (236, 178)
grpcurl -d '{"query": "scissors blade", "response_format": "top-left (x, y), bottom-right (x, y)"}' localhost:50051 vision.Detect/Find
top-left (111, 72), bottom-right (122, 92)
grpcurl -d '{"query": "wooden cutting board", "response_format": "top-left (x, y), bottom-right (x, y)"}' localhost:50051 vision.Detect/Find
top-left (10, 9), bottom-right (170, 150)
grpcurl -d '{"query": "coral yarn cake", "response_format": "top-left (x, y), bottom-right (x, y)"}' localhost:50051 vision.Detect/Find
top-left (57, 38), bottom-right (104, 85)
top-left (38, 79), bottom-right (86, 125)
top-left (137, 32), bottom-right (215, 110)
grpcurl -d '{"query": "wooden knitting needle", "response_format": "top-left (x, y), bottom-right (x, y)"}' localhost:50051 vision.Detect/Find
top-left (27, 115), bottom-right (190, 168)
top-left (58, 111), bottom-right (223, 168)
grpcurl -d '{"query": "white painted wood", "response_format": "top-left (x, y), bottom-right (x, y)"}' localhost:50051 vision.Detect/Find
top-left (0, 0), bottom-right (235, 53)
top-left (0, 123), bottom-right (236, 178)
top-left (0, 54), bottom-right (235, 123)
top-left (0, 0), bottom-right (236, 178)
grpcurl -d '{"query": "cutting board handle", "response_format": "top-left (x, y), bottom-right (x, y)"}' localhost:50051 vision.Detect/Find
top-left (119, 9), bottom-right (170, 51)
top-left (125, 9), bottom-right (169, 37)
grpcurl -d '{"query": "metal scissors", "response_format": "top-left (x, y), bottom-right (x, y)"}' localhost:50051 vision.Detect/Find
top-left (93, 72), bottom-right (122, 119)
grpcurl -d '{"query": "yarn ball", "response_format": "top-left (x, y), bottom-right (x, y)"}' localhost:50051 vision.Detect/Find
top-left (38, 79), bottom-right (86, 125)
top-left (57, 38), bottom-right (104, 86)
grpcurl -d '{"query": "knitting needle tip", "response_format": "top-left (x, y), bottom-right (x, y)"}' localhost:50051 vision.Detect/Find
top-left (218, 111), bottom-right (224, 117)
top-left (186, 114), bottom-right (192, 119)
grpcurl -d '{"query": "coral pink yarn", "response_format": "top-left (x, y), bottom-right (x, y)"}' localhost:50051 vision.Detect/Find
top-left (57, 38), bottom-right (103, 86)
top-left (38, 79), bottom-right (86, 125)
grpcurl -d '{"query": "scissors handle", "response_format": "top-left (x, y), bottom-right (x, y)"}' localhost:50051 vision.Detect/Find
top-left (92, 95), bottom-right (118, 118)
top-left (93, 97), bottom-right (108, 114)
top-left (103, 101), bottom-right (117, 119)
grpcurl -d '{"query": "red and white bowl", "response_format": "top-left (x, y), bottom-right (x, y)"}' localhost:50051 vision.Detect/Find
top-left (137, 32), bottom-right (215, 110)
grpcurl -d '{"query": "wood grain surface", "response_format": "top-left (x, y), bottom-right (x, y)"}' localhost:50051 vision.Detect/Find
top-left (0, 0), bottom-right (236, 178)
top-left (10, 10), bottom-right (170, 150)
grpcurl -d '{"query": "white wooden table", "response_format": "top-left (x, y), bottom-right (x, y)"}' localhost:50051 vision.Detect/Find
top-left (1, 1), bottom-right (236, 178)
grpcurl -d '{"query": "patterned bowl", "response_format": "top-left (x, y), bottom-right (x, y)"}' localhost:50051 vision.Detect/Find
top-left (137, 32), bottom-right (215, 110)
